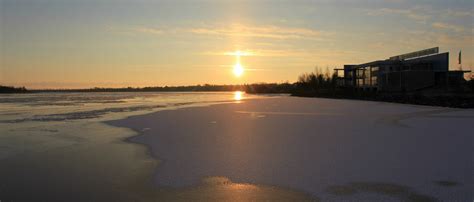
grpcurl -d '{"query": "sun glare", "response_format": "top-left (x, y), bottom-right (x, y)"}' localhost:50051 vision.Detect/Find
top-left (234, 91), bottom-right (243, 101)
top-left (233, 63), bottom-right (244, 77)
top-left (225, 50), bottom-right (253, 57)
top-left (230, 50), bottom-right (248, 78)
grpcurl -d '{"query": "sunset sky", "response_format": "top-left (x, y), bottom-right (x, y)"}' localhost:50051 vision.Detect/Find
top-left (1, 0), bottom-right (473, 89)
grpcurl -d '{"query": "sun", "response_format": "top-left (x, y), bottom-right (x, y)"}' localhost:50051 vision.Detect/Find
top-left (233, 63), bottom-right (244, 77)
top-left (229, 49), bottom-right (249, 77)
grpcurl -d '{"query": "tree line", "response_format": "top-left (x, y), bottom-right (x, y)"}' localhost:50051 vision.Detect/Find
top-left (0, 85), bottom-right (29, 93)
top-left (2, 66), bottom-right (473, 96)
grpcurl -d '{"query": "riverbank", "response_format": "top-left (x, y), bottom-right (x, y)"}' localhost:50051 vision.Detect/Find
top-left (292, 90), bottom-right (474, 108)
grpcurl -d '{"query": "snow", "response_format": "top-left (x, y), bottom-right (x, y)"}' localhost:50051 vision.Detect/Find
top-left (110, 97), bottom-right (474, 201)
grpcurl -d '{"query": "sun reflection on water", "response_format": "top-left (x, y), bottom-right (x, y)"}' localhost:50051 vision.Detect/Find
top-left (234, 91), bottom-right (243, 101)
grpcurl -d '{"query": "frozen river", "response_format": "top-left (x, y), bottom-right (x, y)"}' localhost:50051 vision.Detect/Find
top-left (0, 92), bottom-right (473, 201)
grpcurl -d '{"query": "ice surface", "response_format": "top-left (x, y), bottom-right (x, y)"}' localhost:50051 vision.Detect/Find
top-left (0, 92), bottom-right (253, 159)
top-left (109, 97), bottom-right (474, 201)
top-left (1, 93), bottom-right (472, 201)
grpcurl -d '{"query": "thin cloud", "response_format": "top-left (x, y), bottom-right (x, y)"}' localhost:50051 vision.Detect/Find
top-left (444, 9), bottom-right (474, 18)
top-left (201, 49), bottom-right (300, 57)
top-left (133, 24), bottom-right (327, 41)
top-left (223, 50), bottom-right (255, 56)
top-left (367, 7), bottom-right (431, 23)
top-left (187, 24), bottom-right (323, 40)
top-left (202, 48), bottom-right (356, 60)
top-left (135, 27), bottom-right (164, 35)
top-left (403, 29), bottom-right (472, 48)
top-left (432, 22), bottom-right (465, 33)
top-left (367, 6), bottom-right (473, 24)
top-left (107, 26), bottom-right (165, 35)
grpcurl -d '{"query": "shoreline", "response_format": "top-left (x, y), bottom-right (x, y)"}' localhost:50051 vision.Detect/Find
top-left (106, 96), bottom-right (474, 201)
top-left (291, 92), bottom-right (474, 108)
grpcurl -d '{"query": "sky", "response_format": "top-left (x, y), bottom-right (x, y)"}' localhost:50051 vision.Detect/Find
top-left (1, 0), bottom-right (473, 89)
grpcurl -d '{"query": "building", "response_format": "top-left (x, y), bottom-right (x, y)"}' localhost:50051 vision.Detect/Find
top-left (334, 47), bottom-right (471, 92)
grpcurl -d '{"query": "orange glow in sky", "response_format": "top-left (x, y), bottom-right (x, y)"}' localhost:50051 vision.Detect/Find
top-left (1, 1), bottom-right (472, 89)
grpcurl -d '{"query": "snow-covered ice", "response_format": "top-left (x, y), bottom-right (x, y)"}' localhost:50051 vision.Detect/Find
top-left (110, 97), bottom-right (474, 201)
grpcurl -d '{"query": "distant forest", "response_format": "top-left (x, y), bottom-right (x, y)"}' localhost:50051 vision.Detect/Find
top-left (0, 83), bottom-right (296, 94)
top-left (0, 86), bottom-right (29, 94)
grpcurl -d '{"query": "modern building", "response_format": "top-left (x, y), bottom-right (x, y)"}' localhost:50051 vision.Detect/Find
top-left (334, 47), bottom-right (470, 92)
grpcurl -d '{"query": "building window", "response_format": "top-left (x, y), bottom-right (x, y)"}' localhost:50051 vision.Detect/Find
top-left (364, 77), bottom-right (370, 86)
top-left (364, 68), bottom-right (370, 76)
top-left (346, 71), bottom-right (352, 79)
top-left (371, 77), bottom-right (378, 86)
top-left (357, 79), bottom-right (364, 87)
top-left (356, 69), bottom-right (364, 77)
top-left (371, 67), bottom-right (379, 74)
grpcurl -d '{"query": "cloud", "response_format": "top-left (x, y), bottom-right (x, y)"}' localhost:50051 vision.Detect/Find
top-left (367, 6), bottom-right (473, 25)
top-left (223, 50), bottom-right (254, 56)
top-left (202, 49), bottom-right (292, 57)
top-left (367, 7), bottom-right (431, 23)
top-left (444, 9), bottom-right (474, 18)
top-left (435, 34), bottom-right (473, 47)
top-left (107, 26), bottom-right (164, 35)
top-left (132, 24), bottom-right (327, 41)
top-left (202, 49), bottom-right (301, 57)
top-left (202, 48), bottom-right (355, 60)
top-left (187, 24), bottom-right (324, 40)
top-left (136, 27), bottom-right (164, 35)
top-left (402, 29), bottom-right (473, 48)
top-left (432, 22), bottom-right (465, 33)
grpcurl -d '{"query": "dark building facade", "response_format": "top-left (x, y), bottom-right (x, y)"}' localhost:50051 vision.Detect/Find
top-left (334, 47), bottom-right (470, 92)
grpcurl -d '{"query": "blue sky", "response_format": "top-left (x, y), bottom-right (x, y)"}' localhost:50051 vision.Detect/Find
top-left (1, 0), bottom-right (473, 88)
